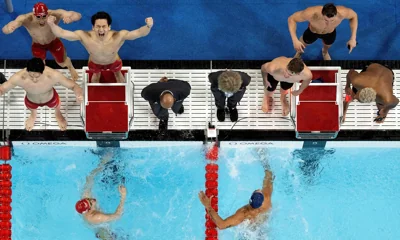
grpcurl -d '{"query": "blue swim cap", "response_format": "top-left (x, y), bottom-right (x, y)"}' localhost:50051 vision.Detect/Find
top-left (249, 191), bottom-right (264, 209)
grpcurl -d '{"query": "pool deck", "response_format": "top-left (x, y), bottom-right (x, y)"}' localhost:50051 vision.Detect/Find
top-left (1, 67), bottom-right (399, 133)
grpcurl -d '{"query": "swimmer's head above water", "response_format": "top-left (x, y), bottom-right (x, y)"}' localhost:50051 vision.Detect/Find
top-left (75, 198), bottom-right (97, 214)
top-left (249, 190), bottom-right (264, 209)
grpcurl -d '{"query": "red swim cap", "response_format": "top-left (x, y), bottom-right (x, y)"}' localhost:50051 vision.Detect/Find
top-left (75, 199), bottom-right (90, 214)
top-left (33, 2), bottom-right (48, 16)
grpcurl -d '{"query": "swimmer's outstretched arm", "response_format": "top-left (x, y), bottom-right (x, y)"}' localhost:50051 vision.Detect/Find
top-left (2, 13), bottom-right (31, 34)
top-left (87, 186), bottom-right (126, 224)
top-left (50, 9), bottom-right (82, 24)
top-left (82, 152), bottom-right (114, 198)
top-left (198, 191), bottom-right (246, 229)
top-left (119, 17), bottom-right (153, 41)
top-left (261, 170), bottom-right (274, 198)
top-left (47, 15), bottom-right (85, 41)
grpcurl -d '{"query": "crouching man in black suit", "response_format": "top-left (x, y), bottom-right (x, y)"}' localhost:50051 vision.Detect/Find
top-left (141, 77), bottom-right (191, 131)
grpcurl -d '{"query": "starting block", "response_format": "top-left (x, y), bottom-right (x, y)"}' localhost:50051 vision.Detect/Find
top-left (80, 67), bottom-right (134, 140)
top-left (291, 67), bottom-right (343, 139)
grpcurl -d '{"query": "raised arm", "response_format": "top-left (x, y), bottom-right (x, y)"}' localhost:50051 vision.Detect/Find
top-left (82, 152), bottom-right (113, 198)
top-left (198, 191), bottom-right (246, 230)
top-left (120, 17), bottom-right (153, 41)
top-left (2, 13), bottom-right (31, 34)
top-left (88, 186), bottom-right (126, 224)
top-left (261, 170), bottom-right (274, 198)
top-left (47, 15), bottom-right (84, 41)
top-left (51, 9), bottom-right (82, 24)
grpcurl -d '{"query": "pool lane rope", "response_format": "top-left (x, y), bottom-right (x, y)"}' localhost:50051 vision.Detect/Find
top-left (205, 143), bottom-right (219, 240)
top-left (0, 144), bottom-right (12, 240)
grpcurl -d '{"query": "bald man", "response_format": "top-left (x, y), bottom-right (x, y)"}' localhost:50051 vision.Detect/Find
top-left (141, 77), bottom-right (191, 131)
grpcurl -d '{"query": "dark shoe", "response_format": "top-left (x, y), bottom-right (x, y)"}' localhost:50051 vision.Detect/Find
top-left (229, 108), bottom-right (238, 122)
top-left (217, 108), bottom-right (225, 122)
top-left (159, 119), bottom-right (168, 131)
top-left (178, 106), bottom-right (184, 114)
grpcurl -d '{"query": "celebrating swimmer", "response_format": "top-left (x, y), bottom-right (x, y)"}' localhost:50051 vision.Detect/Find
top-left (2, 2), bottom-right (81, 81)
top-left (75, 152), bottom-right (126, 239)
top-left (47, 11), bottom-right (153, 83)
top-left (198, 163), bottom-right (273, 229)
top-left (0, 58), bottom-right (83, 131)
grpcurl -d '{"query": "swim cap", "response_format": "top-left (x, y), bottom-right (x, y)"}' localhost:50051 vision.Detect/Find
top-left (33, 2), bottom-right (48, 16)
top-left (249, 191), bottom-right (264, 209)
top-left (75, 199), bottom-right (90, 214)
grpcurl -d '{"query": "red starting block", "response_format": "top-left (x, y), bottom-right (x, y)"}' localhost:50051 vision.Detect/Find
top-left (292, 67), bottom-right (342, 139)
top-left (81, 67), bottom-right (133, 140)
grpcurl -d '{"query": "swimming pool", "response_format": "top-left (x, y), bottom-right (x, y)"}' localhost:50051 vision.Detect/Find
top-left (10, 141), bottom-right (400, 240)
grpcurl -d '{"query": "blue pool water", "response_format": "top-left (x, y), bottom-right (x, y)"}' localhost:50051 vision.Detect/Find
top-left (10, 141), bottom-right (400, 240)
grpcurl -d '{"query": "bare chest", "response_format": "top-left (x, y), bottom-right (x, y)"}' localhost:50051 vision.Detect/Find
top-left (272, 72), bottom-right (304, 83)
top-left (83, 38), bottom-right (122, 63)
top-left (24, 24), bottom-right (56, 44)
top-left (19, 78), bottom-right (54, 94)
top-left (309, 19), bottom-right (342, 34)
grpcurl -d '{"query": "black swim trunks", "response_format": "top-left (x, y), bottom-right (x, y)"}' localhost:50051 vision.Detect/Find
top-left (302, 27), bottom-right (336, 45)
top-left (265, 74), bottom-right (294, 92)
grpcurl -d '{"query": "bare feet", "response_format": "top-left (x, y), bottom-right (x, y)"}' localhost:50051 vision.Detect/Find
top-left (55, 108), bottom-right (67, 131)
top-left (281, 97), bottom-right (290, 116)
top-left (69, 67), bottom-right (79, 82)
top-left (25, 111), bottom-right (37, 131)
top-left (262, 95), bottom-right (274, 113)
top-left (322, 49), bottom-right (331, 60)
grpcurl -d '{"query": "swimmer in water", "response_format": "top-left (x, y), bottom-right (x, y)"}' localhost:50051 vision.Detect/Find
top-left (75, 152), bottom-right (126, 239)
top-left (198, 152), bottom-right (274, 230)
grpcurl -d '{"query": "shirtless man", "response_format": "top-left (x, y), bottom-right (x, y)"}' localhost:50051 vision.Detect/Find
top-left (343, 63), bottom-right (398, 124)
top-left (288, 3), bottom-right (358, 60)
top-left (199, 158), bottom-right (273, 230)
top-left (47, 11), bottom-right (153, 83)
top-left (261, 57), bottom-right (313, 115)
top-left (0, 58), bottom-right (83, 131)
top-left (75, 152), bottom-right (127, 239)
top-left (2, 2), bottom-right (81, 81)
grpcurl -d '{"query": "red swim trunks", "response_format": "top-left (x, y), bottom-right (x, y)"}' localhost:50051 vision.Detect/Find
top-left (88, 59), bottom-right (123, 73)
top-left (24, 88), bottom-right (60, 110)
top-left (32, 38), bottom-right (66, 63)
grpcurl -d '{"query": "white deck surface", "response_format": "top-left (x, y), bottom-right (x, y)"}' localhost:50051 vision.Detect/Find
top-left (1, 68), bottom-right (399, 131)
